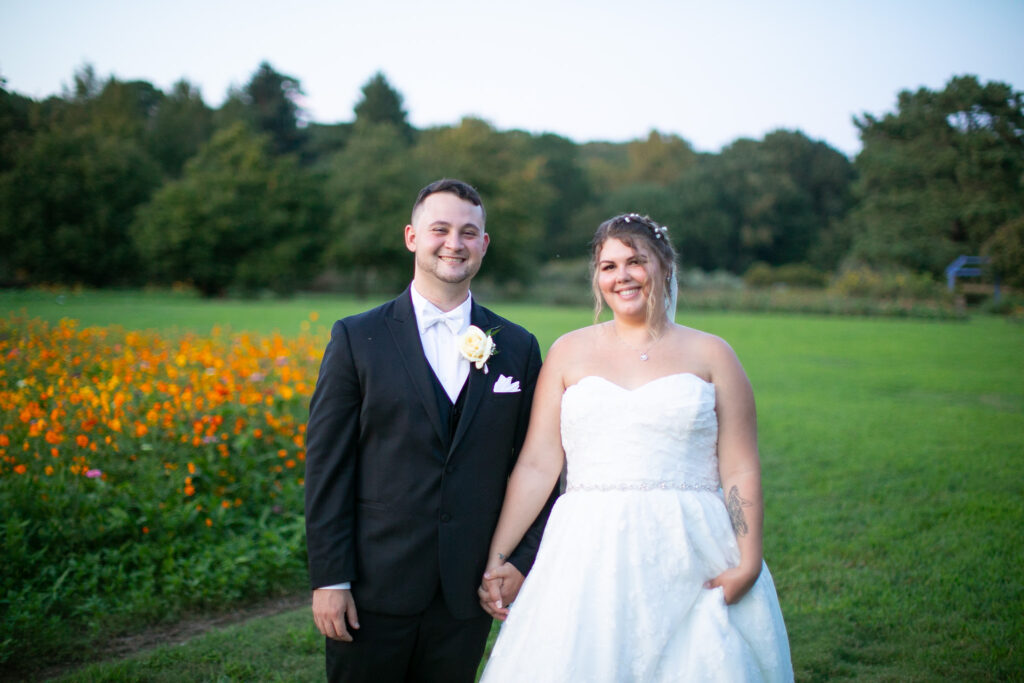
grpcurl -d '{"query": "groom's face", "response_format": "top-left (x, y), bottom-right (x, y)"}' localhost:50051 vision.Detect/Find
top-left (405, 192), bottom-right (489, 287)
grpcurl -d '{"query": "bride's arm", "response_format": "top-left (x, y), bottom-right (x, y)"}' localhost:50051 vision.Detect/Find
top-left (482, 340), bottom-right (569, 605)
top-left (706, 336), bottom-right (764, 605)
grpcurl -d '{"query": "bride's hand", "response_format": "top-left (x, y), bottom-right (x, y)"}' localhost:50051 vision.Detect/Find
top-left (705, 564), bottom-right (761, 605)
top-left (478, 562), bottom-right (524, 621)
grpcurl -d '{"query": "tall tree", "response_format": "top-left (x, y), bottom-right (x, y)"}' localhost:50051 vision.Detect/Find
top-left (413, 117), bottom-right (552, 284)
top-left (353, 72), bottom-right (414, 142)
top-left (0, 80), bottom-right (35, 174)
top-left (624, 131), bottom-right (698, 186)
top-left (531, 133), bottom-right (593, 260)
top-left (132, 122), bottom-right (325, 295)
top-left (847, 75), bottom-right (1024, 275)
top-left (323, 122), bottom-right (423, 295)
top-left (0, 127), bottom-right (161, 285)
top-left (241, 61), bottom-right (307, 155)
top-left (147, 80), bottom-right (214, 177)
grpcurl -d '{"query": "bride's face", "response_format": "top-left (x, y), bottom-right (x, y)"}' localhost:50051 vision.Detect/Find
top-left (597, 238), bottom-right (660, 320)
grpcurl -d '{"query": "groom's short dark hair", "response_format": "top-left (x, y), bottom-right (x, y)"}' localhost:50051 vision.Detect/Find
top-left (412, 178), bottom-right (486, 223)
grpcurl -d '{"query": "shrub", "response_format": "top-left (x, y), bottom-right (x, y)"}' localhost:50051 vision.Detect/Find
top-left (829, 263), bottom-right (943, 299)
top-left (744, 262), bottom-right (829, 289)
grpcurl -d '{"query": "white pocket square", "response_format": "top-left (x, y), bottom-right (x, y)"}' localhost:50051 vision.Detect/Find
top-left (492, 374), bottom-right (521, 393)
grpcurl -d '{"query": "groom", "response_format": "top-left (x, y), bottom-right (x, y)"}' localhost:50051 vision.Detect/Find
top-left (305, 178), bottom-right (554, 682)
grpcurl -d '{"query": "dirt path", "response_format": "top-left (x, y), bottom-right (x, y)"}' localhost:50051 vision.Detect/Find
top-left (37, 593), bottom-right (310, 681)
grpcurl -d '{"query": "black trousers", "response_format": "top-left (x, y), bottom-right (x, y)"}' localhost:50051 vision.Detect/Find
top-left (325, 588), bottom-right (492, 683)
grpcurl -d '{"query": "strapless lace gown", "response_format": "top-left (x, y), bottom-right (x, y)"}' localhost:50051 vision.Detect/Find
top-left (481, 373), bottom-right (793, 682)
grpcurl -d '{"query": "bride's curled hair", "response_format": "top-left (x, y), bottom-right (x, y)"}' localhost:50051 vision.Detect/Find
top-left (589, 213), bottom-right (679, 327)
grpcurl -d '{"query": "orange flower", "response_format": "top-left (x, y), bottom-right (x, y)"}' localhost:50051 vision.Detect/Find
top-left (205, 518), bottom-right (213, 527)
top-left (184, 485), bottom-right (195, 496)
top-left (14, 463), bottom-right (27, 474)
top-left (221, 500), bottom-right (230, 509)
top-left (0, 434), bottom-right (8, 447)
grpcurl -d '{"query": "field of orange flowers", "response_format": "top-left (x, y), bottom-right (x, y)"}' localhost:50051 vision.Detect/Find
top-left (0, 314), bottom-right (326, 667)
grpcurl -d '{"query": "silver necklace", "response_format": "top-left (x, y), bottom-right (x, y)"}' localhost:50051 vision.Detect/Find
top-left (611, 323), bottom-right (661, 361)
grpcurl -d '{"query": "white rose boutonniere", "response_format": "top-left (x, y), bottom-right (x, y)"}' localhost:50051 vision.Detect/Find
top-left (458, 325), bottom-right (499, 374)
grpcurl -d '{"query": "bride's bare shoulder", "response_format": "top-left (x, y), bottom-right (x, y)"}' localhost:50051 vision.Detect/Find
top-left (544, 324), bottom-right (605, 365)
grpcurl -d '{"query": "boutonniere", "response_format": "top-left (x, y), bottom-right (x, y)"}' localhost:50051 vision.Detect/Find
top-left (458, 325), bottom-right (499, 374)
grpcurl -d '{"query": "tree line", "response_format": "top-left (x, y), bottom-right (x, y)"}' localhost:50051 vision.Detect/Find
top-left (1, 63), bottom-right (1021, 296)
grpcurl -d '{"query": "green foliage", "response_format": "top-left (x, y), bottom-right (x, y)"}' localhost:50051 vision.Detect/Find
top-left (829, 263), bottom-right (944, 300)
top-left (354, 71), bottom-right (414, 143)
top-left (848, 75), bottom-right (1024, 275)
top-left (669, 131), bottom-right (855, 272)
top-left (983, 216), bottom-right (1024, 289)
top-left (744, 262), bottom-right (829, 288)
top-left (132, 123), bottom-right (326, 296)
top-left (414, 118), bottom-right (553, 283)
top-left (322, 122), bottom-right (421, 294)
top-left (240, 62), bottom-right (307, 155)
top-left (5, 63), bottom-right (1015, 301)
top-left (0, 315), bottom-right (318, 676)
top-left (147, 80), bottom-right (215, 177)
top-left (530, 133), bottom-right (593, 259)
top-left (0, 84), bottom-right (36, 174)
top-left (0, 126), bottom-right (162, 286)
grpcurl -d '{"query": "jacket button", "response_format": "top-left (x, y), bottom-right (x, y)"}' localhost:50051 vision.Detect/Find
top-left (440, 512), bottom-right (451, 523)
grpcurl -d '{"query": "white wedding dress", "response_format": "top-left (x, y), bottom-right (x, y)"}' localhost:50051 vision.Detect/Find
top-left (481, 373), bottom-right (793, 682)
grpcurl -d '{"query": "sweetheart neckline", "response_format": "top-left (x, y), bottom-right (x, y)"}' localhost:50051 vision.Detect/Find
top-left (565, 372), bottom-right (714, 394)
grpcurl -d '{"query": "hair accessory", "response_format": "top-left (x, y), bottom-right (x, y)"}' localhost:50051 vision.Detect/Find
top-left (622, 213), bottom-right (668, 240)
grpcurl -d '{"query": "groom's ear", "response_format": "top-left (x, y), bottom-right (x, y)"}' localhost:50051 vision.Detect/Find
top-left (404, 224), bottom-right (416, 252)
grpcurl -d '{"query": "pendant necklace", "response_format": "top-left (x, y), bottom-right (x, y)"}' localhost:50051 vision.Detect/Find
top-left (611, 323), bottom-right (661, 361)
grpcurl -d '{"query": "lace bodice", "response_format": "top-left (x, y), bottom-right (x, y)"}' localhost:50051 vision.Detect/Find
top-left (560, 372), bottom-right (720, 492)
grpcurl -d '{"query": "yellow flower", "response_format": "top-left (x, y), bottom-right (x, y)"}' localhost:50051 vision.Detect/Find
top-left (457, 326), bottom-right (497, 374)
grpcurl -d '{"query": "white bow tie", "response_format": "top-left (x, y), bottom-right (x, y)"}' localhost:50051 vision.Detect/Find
top-left (420, 308), bottom-right (463, 336)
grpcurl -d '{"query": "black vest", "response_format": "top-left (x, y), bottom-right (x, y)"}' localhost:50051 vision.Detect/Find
top-left (427, 370), bottom-right (469, 445)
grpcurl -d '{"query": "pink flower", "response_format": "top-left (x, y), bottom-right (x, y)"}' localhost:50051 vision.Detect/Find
top-left (86, 469), bottom-right (102, 478)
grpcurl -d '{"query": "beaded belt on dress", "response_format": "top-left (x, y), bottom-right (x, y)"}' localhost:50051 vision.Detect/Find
top-left (566, 480), bottom-right (719, 493)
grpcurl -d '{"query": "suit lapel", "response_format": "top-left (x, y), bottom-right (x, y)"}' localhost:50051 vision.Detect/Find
top-left (449, 301), bottom-right (492, 457)
top-left (384, 287), bottom-right (447, 448)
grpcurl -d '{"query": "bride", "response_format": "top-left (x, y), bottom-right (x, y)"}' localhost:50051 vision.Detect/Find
top-left (478, 213), bottom-right (793, 681)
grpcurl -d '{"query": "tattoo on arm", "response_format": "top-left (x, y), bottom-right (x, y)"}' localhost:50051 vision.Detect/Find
top-left (727, 485), bottom-right (751, 537)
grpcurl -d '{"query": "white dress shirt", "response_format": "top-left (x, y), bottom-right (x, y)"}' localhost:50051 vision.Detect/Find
top-left (410, 285), bottom-right (472, 403)
top-left (319, 285), bottom-right (472, 592)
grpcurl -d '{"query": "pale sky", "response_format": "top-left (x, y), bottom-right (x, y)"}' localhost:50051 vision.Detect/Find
top-left (2, 0), bottom-right (1022, 157)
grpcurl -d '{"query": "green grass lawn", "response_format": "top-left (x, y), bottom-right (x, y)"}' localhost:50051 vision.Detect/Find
top-left (5, 290), bottom-right (1022, 681)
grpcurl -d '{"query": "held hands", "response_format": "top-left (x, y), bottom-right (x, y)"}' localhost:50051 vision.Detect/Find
top-left (478, 561), bottom-right (525, 621)
top-left (312, 588), bottom-right (360, 641)
top-left (704, 564), bottom-right (761, 605)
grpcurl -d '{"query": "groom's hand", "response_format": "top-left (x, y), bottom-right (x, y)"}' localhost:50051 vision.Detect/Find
top-left (479, 563), bottom-right (525, 621)
top-left (312, 588), bottom-right (360, 641)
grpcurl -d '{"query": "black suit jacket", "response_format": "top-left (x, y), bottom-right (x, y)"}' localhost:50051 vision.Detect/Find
top-left (304, 287), bottom-right (552, 619)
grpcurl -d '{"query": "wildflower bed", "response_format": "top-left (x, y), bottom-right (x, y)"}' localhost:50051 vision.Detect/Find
top-left (0, 315), bottom-right (323, 670)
